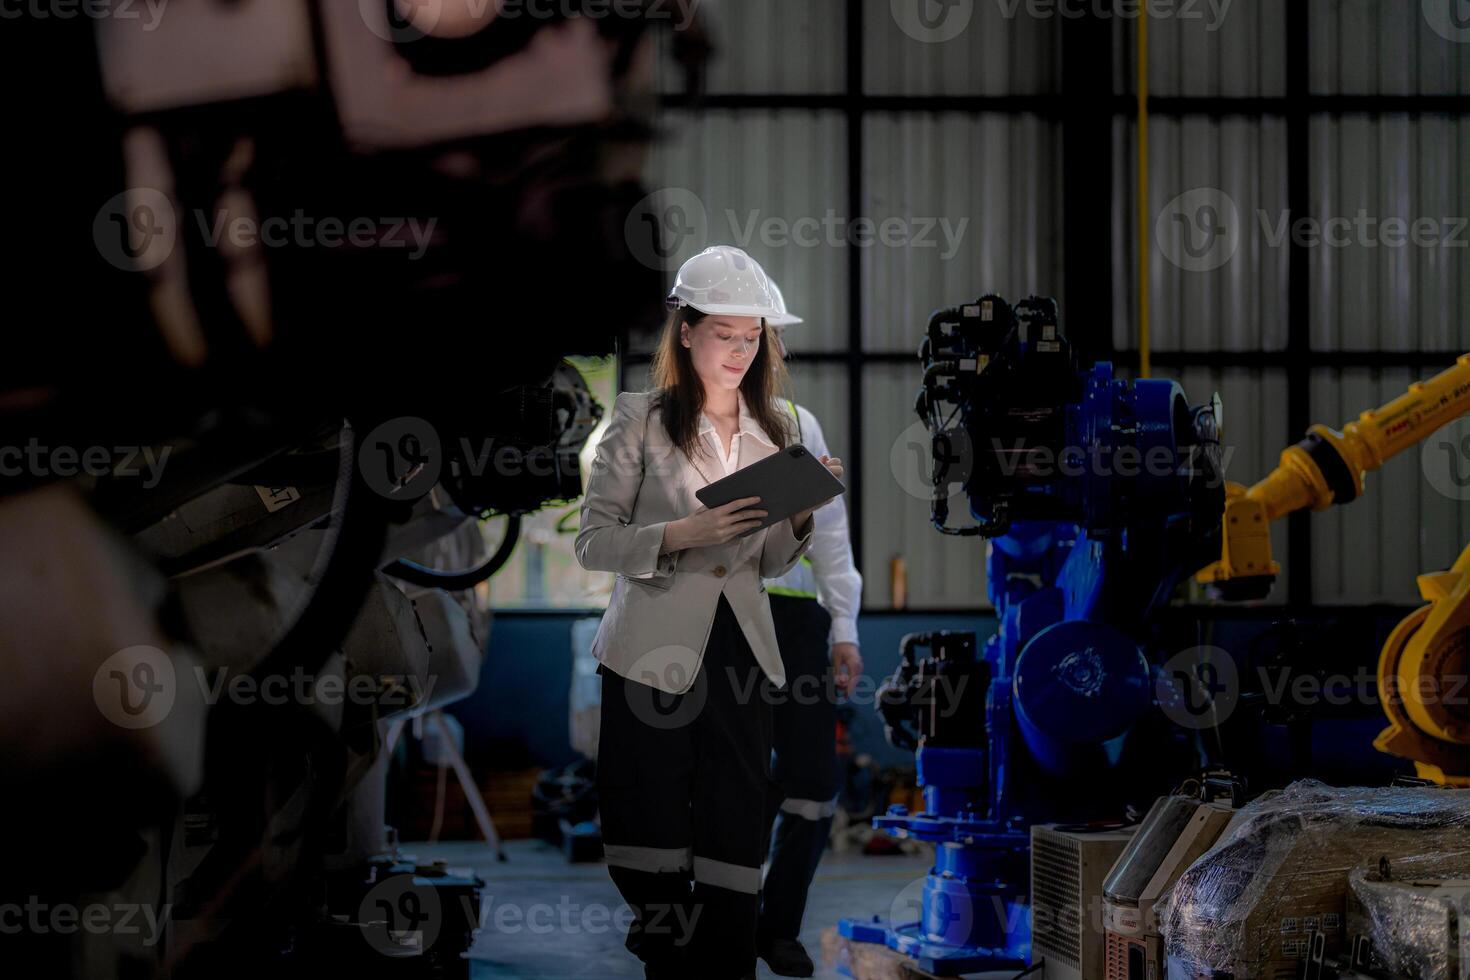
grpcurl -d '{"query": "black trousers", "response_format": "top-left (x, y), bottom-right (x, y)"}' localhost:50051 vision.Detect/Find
top-left (597, 593), bottom-right (776, 980)
top-left (760, 594), bottom-right (839, 943)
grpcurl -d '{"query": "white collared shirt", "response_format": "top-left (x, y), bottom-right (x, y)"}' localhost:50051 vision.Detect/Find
top-left (696, 391), bottom-right (776, 477)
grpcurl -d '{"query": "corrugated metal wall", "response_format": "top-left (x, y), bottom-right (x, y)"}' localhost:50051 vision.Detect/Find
top-left (1112, 115), bottom-right (1292, 353)
top-left (1113, 0), bottom-right (1286, 96)
top-left (863, 0), bottom-right (1059, 95)
top-left (1309, 115), bottom-right (1470, 351)
top-left (641, 109), bottom-right (850, 354)
top-left (642, 0), bottom-right (1470, 609)
top-left (1309, 0), bottom-right (1470, 95)
top-left (862, 114), bottom-right (1063, 351)
top-left (1107, 0), bottom-right (1470, 97)
top-left (861, 363), bottom-right (993, 608)
top-left (653, 0), bottom-right (845, 94)
top-left (785, 363), bottom-right (851, 456)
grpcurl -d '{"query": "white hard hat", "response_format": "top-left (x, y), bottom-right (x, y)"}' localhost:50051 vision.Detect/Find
top-left (767, 279), bottom-right (804, 327)
top-left (667, 245), bottom-right (780, 319)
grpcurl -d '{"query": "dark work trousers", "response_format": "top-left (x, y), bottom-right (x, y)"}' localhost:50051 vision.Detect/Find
top-left (597, 593), bottom-right (777, 980)
top-left (759, 594), bottom-right (839, 944)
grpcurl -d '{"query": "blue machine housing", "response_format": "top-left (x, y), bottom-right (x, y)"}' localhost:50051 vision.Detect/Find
top-left (842, 297), bottom-right (1222, 975)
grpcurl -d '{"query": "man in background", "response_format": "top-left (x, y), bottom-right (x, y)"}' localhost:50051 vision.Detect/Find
top-left (759, 280), bottom-right (864, 977)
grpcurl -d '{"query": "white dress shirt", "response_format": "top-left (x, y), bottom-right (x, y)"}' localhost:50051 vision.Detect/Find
top-left (763, 402), bottom-right (864, 649)
top-left (696, 391), bottom-right (771, 477)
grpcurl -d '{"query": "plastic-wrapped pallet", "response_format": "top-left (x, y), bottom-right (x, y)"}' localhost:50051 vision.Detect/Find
top-left (1349, 852), bottom-right (1470, 980)
top-left (1159, 780), bottom-right (1470, 980)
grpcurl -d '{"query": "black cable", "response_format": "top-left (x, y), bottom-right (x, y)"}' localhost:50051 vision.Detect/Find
top-left (555, 507), bottom-right (580, 535)
top-left (380, 514), bottom-right (522, 591)
top-left (943, 400), bottom-right (961, 432)
top-left (246, 420), bottom-right (391, 685)
top-left (1009, 959), bottom-right (1045, 980)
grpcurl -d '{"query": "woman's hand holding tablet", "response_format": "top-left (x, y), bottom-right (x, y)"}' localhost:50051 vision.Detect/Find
top-left (695, 444), bottom-right (845, 538)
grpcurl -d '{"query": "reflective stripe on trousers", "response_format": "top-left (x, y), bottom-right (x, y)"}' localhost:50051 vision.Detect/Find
top-left (603, 845), bottom-right (762, 896)
top-left (779, 796), bottom-right (839, 821)
top-left (603, 843), bottom-right (692, 875)
top-left (693, 855), bottom-right (763, 895)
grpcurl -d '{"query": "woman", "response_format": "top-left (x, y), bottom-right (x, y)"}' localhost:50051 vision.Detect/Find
top-left (575, 245), bottom-right (843, 980)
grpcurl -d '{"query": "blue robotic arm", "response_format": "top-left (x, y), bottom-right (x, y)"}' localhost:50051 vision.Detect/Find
top-left (848, 296), bottom-right (1224, 974)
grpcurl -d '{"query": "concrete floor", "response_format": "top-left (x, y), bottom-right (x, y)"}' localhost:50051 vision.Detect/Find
top-left (413, 838), bottom-right (944, 979)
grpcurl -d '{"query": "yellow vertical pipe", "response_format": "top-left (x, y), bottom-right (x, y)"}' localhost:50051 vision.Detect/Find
top-left (1136, 12), bottom-right (1151, 379)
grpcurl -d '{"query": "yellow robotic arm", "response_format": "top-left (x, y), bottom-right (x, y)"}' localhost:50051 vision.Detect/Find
top-left (1197, 353), bottom-right (1470, 783)
top-left (1198, 353), bottom-right (1470, 590)
top-left (1377, 543), bottom-right (1470, 785)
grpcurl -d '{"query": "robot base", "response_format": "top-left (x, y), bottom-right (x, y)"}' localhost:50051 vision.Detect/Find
top-left (837, 812), bottom-right (1030, 977)
top-left (837, 909), bottom-right (1028, 977)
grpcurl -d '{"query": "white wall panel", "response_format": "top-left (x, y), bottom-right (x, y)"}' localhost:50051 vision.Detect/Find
top-left (1113, 116), bottom-right (1292, 353)
top-left (860, 364), bottom-right (992, 608)
top-left (654, 0), bottom-right (846, 95)
top-left (642, 109), bottom-right (850, 353)
top-left (864, 0), bottom-right (1059, 95)
top-left (1113, 0), bottom-right (1287, 97)
top-left (1309, 0), bottom-right (1470, 95)
top-left (785, 362), bottom-right (851, 457)
top-left (1309, 115), bottom-right (1470, 352)
top-left (862, 113), bottom-right (1062, 352)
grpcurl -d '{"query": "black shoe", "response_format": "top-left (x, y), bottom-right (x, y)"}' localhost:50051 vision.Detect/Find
top-left (758, 936), bottom-right (815, 977)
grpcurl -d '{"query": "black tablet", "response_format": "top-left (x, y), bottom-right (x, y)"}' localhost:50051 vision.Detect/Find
top-left (694, 444), bottom-right (845, 535)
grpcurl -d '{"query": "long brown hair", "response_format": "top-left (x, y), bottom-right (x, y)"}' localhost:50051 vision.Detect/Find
top-left (649, 307), bottom-right (794, 460)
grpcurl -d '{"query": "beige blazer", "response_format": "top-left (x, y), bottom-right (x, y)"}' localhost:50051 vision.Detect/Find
top-left (575, 390), bottom-right (814, 694)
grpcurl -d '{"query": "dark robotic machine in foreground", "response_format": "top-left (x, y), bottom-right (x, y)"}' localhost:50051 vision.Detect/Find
top-left (842, 296), bottom-right (1226, 973)
top-left (3, 4), bottom-right (706, 978)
